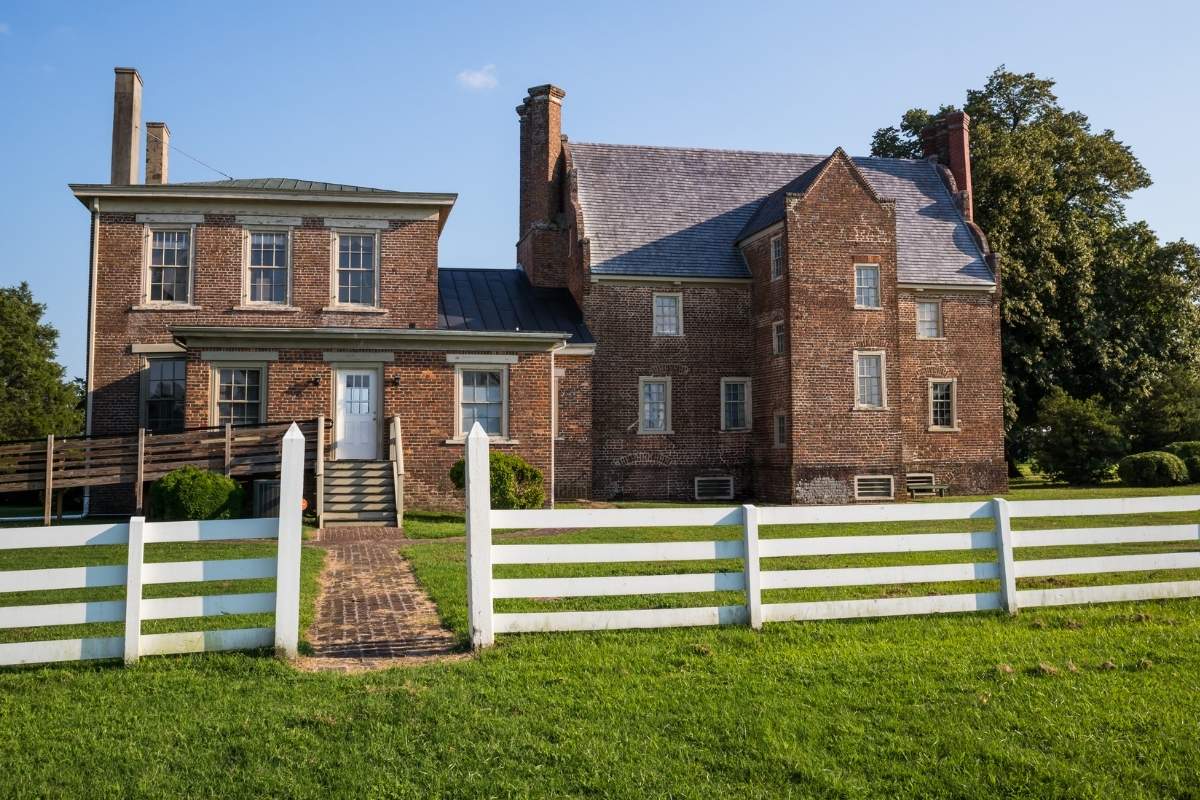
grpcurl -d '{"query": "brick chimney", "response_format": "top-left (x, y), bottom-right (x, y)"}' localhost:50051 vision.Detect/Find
top-left (517, 84), bottom-right (567, 236)
top-left (145, 122), bottom-right (169, 184)
top-left (921, 111), bottom-right (973, 222)
top-left (110, 67), bottom-right (142, 185)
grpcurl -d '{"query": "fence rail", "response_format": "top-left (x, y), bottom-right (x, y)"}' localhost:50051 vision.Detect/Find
top-left (462, 424), bottom-right (1200, 648)
top-left (0, 424), bottom-right (306, 668)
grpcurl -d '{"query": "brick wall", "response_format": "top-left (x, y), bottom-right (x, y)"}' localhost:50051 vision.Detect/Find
top-left (554, 353), bottom-right (593, 500)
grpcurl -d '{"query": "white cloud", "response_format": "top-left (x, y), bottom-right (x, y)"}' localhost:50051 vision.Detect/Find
top-left (0, 23), bottom-right (11, 35)
top-left (456, 64), bottom-right (498, 91)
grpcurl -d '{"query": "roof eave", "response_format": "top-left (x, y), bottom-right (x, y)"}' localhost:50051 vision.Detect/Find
top-left (68, 183), bottom-right (458, 210)
top-left (169, 325), bottom-right (576, 352)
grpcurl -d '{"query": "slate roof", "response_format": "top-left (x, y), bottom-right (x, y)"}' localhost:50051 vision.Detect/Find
top-left (437, 268), bottom-right (594, 344)
top-left (567, 142), bottom-right (994, 287)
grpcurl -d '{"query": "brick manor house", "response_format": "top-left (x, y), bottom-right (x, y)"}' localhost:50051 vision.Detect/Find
top-left (72, 68), bottom-right (1005, 514)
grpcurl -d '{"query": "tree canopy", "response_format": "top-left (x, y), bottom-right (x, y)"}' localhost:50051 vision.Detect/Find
top-left (0, 283), bottom-right (83, 440)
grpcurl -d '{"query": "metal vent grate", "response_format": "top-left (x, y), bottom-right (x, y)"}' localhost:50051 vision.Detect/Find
top-left (694, 476), bottom-right (734, 501)
top-left (905, 473), bottom-right (935, 489)
top-left (855, 475), bottom-right (894, 501)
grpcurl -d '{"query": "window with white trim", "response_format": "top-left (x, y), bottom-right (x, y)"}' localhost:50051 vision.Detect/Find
top-left (336, 232), bottom-right (377, 306)
top-left (855, 475), bottom-right (894, 500)
top-left (147, 229), bottom-right (191, 303)
top-left (247, 230), bottom-right (290, 304)
top-left (772, 321), bottom-right (786, 355)
top-left (854, 264), bottom-right (880, 308)
top-left (929, 379), bottom-right (957, 430)
top-left (459, 368), bottom-right (505, 436)
top-left (215, 366), bottom-right (264, 426)
top-left (144, 357), bottom-right (186, 433)
top-left (652, 293), bottom-right (682, 336)
top-left (855, 351), bottom-right (886, 408)
top-left (720, 378), bottom-right (751, 431)
top-left (917, 299), bottom-right (942, 338)
top-left (773, 413), bottom-right (787, 447)
top-left (639, 377), bottom-right (671, 433)
top-left (770, 235), bottom-right (784, 279)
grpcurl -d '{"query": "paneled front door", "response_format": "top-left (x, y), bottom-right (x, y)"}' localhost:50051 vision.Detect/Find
top-left (335, 369), bottom-right (379, 460)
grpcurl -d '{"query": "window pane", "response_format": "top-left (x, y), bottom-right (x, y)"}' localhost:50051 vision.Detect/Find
top-left (642, 381), bottom-right (667, 431)
top-left (771, 237), bottom-right (784, 278)
top-left (149, 230), bottom-right (191, 303)
top-left (461, 370), bottom-right (503, 436)
top-left (857, 355), bottom-right (883, 407)
top-left (146, 358), bottom-right (186, 433)
top-left (337, 234), bottom-right (376, 305)
top-left (216, 368), bottom-right (263, 426)
top-left (855, 266), bottom-right (880, 308)
top-left (931, 381), bottom-right (954, 427)
top-left (917, 301), bottom-right (941, 338)
top-left (653, 295), bottom-right (680, 335)
top-left (723, 381), bottom-right (747, 429)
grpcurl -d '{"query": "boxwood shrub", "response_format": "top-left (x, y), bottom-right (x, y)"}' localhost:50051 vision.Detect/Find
top-left (149, 466), bottom-right (245, 521)
top-left (450, 451), bottom-right (545, 510)
top-left (1116, 451), bottom-right (1189, 488)
top-left (1164, 442), bottom-right (1200, 481)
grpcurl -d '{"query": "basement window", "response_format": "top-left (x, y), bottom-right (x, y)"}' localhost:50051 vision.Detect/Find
top-left (855, 475), bottom-right (894, 501)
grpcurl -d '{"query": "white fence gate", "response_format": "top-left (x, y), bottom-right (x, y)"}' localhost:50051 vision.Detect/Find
top-left (462, 424), bottom-right (1200, 648)
top-left (0, 424), bottom-right (305, 667)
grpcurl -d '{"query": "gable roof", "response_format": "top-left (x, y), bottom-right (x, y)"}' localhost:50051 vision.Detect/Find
top-left (437, 268), bottom-right (594, 344)
top-left (567, 142), bottom-right (994, 287)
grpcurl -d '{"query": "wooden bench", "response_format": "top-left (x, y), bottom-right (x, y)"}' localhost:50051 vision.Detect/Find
top-left (908, 483), bottom-right (950, 499)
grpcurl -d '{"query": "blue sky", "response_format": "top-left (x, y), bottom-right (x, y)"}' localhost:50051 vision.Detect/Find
top-left (1, 1), bottom-right (1196, 378)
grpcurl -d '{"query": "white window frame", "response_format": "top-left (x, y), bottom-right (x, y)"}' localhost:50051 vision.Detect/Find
top-left (638, 376), bottom-right (673, 434)
top-left (853, 350), bottom-right (888, 410)
top-left (854, 263), bottom-right (881, 309)
top-left (143, 225), bottom-right (196, 306)
top-left (652, 292), bottom-right (683, 337)
top-left (771, 320), bottom-right (786, 356)
top-left (330, 230), bottom-right (381, 308)
top-left (916, 298), bottom-right (944, 339)
top-left (719, 377), bottom-right (752, 432)
top-left (773, 412), bottom-right (787, 448)
top-left (770, 235), bottom-right (784, 280)
top-left (855, 475), bottom-right (895, 501)
top-left (208, 362), bottom-right (268, 427)
top-left (242, 227), bottom-right (293, 307)
top-left (928, 377), bottom-right (959, 431)
top-left (453, 364), bottom-right (510, 440)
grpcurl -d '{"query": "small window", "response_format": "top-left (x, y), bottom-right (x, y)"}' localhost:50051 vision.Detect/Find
top-left (639, 377), bottom-right (671, 433)
top-left (248, 231), bottom-right (290, 305)
top-left (917, 299), bottom-right (942, 338)
top-left (855, 475), bottom-right (894, 500)
top-left (855, 351), bottom-right (886, 409)
top-left (854, 264), bottom-right (880, 308)
top-left (770, 236), bottom-right (784, 280)
top-left (144, 358), bottom-right (186, 433)
top-left (148, 229), bottom-right (191, 304)
top-left (336, 232), bottom-right (377, 306)
top-left (216, 367), bottom-right (264, 426)
top-left (652, 293), bottom-right (682, 336)
top-left (721, 378), bottom-right (751, 431)
top-left (929, 379), bottom-right (957, 430)
top-left (772, 321), bottom-right (786, 355)
top-left (773, 413), bottom-right (787, 447)
top-left (460, 369), bottom-right (505, 436)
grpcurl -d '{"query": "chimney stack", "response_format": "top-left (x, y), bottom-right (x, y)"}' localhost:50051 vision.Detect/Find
top-left (145, 122), bottom-right (169, 184)
top-left (517, 84), bottom-right (567, 236)
top-left (110, 67), bottom-right (143, 185)
top-left (921, 111), bottom-right (973, 222)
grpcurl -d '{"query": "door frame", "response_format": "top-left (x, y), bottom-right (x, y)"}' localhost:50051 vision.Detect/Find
top-left (331, 363), bottom-right (384, 461)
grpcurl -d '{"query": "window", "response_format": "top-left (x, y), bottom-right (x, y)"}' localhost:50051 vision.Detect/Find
top-left (774, 413), bottom-right (787, 447)
top-left (770, 235), bottom-right (784, 279)
top-left (336, 233), bottom-right (377, 306)
top-left (855, 351), bottom-right (886, 409)
top-left (929, 379), bottom-right (957, 430)
top-left (247, 231), bottom-right (289, 304)
top-left (639, 377), bottom-right (672, 433)
top-left (144, 358), bottom-right (185, 433)
top-left (652, 293), bottom-right (682, 336)
top-left (772, 321), bottom-right (786, 355)
top-left (720, 377), bottom-right (751, 431)
top-left (917, 299), bottom-right (942, 338)
top-left (148, 229), bottom-right (191, 303)
top-left (215, 367), bottom-right (264, 426)
top-left (459, 369), bottom-right (505, 436)
top-left (854, 264), bottom-right (880, 308)
top-left (855, 475), bottom-right (895, 500)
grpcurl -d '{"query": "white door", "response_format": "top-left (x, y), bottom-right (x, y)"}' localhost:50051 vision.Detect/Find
top-left (335, 369), bottom-right (378, 460)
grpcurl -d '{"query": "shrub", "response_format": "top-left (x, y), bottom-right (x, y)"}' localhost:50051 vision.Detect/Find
top-left (148, 466), bottom-right (244, 521)
top-left (1162, 441), bottom-right (1200, 461)
top-left (1186, 456), bottom-right (1200, 484)
top-left (1116, 451), bottom-right (1189, 487)
top-left (1031, 388), bottom-right (1127, 485)
top-left (449, 452), bottom-right (545, 509)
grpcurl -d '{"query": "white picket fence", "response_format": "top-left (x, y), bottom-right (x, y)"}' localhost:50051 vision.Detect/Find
top-left (0, 424), bottom-right (305, 667)
top-left (462, 425), bottom-right (1200, 648)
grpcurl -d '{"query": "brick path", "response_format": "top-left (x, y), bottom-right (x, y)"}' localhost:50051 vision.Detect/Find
top-left (297, 526), bottom-right (465, 672)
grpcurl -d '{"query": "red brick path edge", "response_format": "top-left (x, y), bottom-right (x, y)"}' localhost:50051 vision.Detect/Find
top-left (294, 527), bottom-right (466, 673)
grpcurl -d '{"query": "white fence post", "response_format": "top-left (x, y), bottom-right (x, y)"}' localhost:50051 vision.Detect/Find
top-left (992, 497), bottom-right (1019, 615)
top-left (274, 423), bottom-right (305, 658)
top-left (742, 504), bottom-right (762, 630)
top-left (465, 422), bottom-right (494, 649)
top-left (124, 516), bottom-right (145, 664)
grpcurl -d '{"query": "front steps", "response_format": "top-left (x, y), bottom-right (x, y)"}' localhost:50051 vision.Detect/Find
top-left (321, 460), bottom-right (398, 527)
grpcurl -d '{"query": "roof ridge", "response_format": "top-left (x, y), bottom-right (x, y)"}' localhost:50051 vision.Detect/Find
top-left (571, 140), bottom-right (925, 165)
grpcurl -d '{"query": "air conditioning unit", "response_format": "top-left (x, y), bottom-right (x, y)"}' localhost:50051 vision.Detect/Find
top-left (694, 475), bottom-right (734, 501)
top-left (253, 479), bottom-right (281, 517)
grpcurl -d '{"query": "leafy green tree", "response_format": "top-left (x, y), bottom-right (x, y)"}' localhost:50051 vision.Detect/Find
top-left (0, 283), bottom-right (82, 440)
top-left (1031, 388), bottom-right (1127, 485)
top-left (1122, 366), bottom-right (1200, 452)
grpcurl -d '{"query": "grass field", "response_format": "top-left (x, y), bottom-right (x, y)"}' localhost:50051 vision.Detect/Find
top-left (1, 479), bottom-right (1199, 798)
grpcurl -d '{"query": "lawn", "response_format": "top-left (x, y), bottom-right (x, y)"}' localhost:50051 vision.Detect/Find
top-left (0, 481), bottom-right (1198, 798)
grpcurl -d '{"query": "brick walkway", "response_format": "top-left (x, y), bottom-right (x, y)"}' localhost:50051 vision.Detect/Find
top-left (297, 526), bottom-right (465, 672)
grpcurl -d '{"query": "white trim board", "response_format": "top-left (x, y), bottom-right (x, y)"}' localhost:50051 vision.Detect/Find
top-left (447, 354), bottom-right (519, 364)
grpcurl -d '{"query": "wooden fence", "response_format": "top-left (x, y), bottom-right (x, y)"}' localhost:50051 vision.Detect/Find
top-left (462, 425), bottom-right (1200, 648)
top-left (0, 424), bottom-right (305, 667)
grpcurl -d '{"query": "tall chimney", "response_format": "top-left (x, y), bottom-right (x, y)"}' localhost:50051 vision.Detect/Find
top-left (110, 67), bottom-right (143, 185)
top-left (517, 84), bottom-right (566, 237)
top-left (145, 122), bottom-right (169, 184)
top-left (921, 111), bottom-right (973, 222)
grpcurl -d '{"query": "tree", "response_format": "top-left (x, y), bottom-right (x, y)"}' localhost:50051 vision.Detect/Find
top-left (0, 283), bottom-right (83, 440)
top-left (871, 67), bottom-right (1200, 447)
top-left (1031, 388), bottom-right (1127, 485)
top-left (1122, 365), bottom-right (1200, 452)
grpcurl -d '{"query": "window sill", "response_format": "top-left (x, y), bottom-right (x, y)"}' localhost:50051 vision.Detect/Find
top-left (130, 303), bottom-right (202, 312)
top-left (853, 305), bottom-right (884, 311)
top-left (927, 426), bottom-right (961, 433)
top-left (720, 427), bottom-right (752, 434)
top-left (233, 304), bottom-right (301, 313)
top-left (916, 336), bottom-right (947, 342)
top-left (321, 305), bottom-right (388, 315)
top-left (651, 333), bottom-right (684, 338)
top-left (853, 405), bottom-right (889, 411)
top-left (637, 430), bottom-right (674, 435)
top-left (443, 437), bottom-right (520, 445)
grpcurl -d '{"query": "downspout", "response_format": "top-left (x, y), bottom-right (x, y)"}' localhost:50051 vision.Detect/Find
top-left (548, 341), bottom-right (566, 509)
top-left (82, 198), bottom-right (100, 517)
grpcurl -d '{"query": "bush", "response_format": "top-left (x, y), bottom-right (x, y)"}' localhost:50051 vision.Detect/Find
top-left (1031, 388), bottom-right (1127, 485)
top-left (148, 466), bottom-right (244, 521)
top-left (449, 452), bottom-right (545, 510)
top-left (1162, 442), bottom-right (1200, 482)
top-left (1116, 451), bottom-right (1189, 487)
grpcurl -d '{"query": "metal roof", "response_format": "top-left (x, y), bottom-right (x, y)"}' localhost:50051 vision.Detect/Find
top-left (437, 268), bottom-right (594, 344)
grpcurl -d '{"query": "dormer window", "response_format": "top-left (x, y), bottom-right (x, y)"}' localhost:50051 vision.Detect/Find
top-left (854, 264), bottom-right (880, 309)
